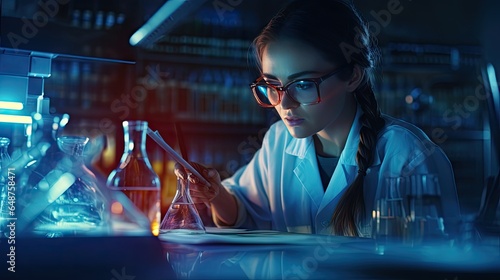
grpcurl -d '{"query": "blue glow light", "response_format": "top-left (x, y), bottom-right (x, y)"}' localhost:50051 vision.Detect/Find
top-left (0, 114), bottom-right (32, 124)
top-left (487, 63), bottom-right (499, 112)
top-left (33, 112), bottom-right (42, 121)
top-left (129, 0), bottom-right (185, 46)
top-left (60, 114), bottom-right (70, 127)
top-left (0, 101), bottom-right (24, 110)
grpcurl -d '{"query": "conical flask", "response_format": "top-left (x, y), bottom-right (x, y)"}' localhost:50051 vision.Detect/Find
top-left (19, 136), bottom-right (109, 237)
top-left (160, 176), bottom-right (205, 234)
top-left (106, 121), bottom-right (161, 236)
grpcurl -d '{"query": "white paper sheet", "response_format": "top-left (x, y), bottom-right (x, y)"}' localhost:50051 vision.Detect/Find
top-left (158, 227), bottom-right (361, 245)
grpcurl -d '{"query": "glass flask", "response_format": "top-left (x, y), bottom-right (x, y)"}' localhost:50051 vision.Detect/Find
top-left (373, 177), bottom-right (408, 248)
top-left (106, 120), bottom-right (161, 236)
top-left (0, 137), bottom-right (13, 237)
top-left (21, 136), bottom-right (108, 237)
top-left (373, 175), bottom-right (448, 249)
top-left (160, 176), bottom-right (205, 234)
top-left (166, 248), bottom-right (203, 279)
top-left (405, 174), bottom-right (447, 245)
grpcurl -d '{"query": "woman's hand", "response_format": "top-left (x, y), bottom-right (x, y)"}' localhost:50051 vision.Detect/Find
top-left (174, 162), bottom-right (221, 204)
top-left (174, 162), bottom-right (238, 226)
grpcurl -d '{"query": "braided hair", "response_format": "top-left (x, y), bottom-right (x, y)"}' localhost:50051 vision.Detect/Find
top-left (252, 0), bottom-right (386, 236)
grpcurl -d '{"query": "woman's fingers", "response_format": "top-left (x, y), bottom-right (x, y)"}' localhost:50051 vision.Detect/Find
top-left (173, 161), bottom-right (222, 203)
top-left (174, 161), bottom-right (209, 185)
top-left (188, 183), bottom-right (213, 204)
top-left (173, 162), bottom-right (186, 180)
top-left (203, 168), bottom-right (220, 182)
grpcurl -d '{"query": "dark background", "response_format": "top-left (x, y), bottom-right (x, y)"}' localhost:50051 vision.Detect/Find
top-left (3, 0), bottom-right (499, 62)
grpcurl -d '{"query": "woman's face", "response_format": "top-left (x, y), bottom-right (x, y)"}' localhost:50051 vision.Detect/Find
top-left (261, 39), bottom-right (355, 139)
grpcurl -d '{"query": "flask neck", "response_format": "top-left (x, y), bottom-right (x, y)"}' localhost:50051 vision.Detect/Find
top-left (0, 137), bottom-right (11, 160)
top-left (172, 178), bottom-right (194, 204)
top-left (0, 145), bottom-right (11, 171)
top-left (57, 136), bottom-right (88, 158)
top-left (0, 146), bottom-right (10, 158)
top-left (123, 121), bottom-right (148, 157)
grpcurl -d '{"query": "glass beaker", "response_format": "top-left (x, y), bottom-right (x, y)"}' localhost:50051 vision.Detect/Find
top-left (373, 175), bottom-right (449, 249)
top-left (21, 136), bottom-right (109, 237)
top-left (373, 177), bottom-right (408, 247)
top-left (160, 177), bottom-right (205, 234)
top-left (405, 174), bottom-right (447, 245)
top-left (106, 121), bottom-right (161, 236)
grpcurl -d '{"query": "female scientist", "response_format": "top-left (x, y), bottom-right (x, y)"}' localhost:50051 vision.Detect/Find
top-left (177, 0), bottom-right (461, 237)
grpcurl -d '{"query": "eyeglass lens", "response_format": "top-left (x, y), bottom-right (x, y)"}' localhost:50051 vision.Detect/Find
top-left (254, 80), bottom-right (318, 106)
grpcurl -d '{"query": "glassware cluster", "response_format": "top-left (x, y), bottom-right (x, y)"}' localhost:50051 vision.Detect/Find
top-left (0, 137), bottom-right (13, 237)
top-left (28, 136), bottom-right (108, 237)
top-left (12, 135), bottom-right (110, 237)
top-left (373, 174), bottom-right (449, 247)
top-left (0, 116), bottom-right (160, 238)
top-left (2, 116), bottom-right (207, 238)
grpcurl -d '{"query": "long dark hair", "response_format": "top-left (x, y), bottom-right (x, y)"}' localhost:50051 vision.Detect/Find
top-left (252, 0), bottom-right (386, 236)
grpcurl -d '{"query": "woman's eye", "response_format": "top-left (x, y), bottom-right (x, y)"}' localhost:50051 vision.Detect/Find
top-left (293, 81), bottom-right (313, 91)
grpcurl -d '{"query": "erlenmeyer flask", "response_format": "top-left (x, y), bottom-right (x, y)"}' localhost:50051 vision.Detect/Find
top-left (160, 177), bottom-right (205, 234)
top-left (107, 120), bottom-right (161, 236)
top-left (20, 136), bottom-right (109, 237)
top-left (167, 249), bottom-right (203, 279)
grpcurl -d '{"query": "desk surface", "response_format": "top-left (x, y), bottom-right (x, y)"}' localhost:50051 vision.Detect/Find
top-left (159, 229), bottom-right (500, 280)
top-left (1, 230), bottom-right (499, 280)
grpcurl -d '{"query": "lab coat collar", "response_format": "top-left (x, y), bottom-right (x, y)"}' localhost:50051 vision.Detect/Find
top-left (285, 105), bottom-right (364, 223)
top-left (284, 104), bottom-right (382, 166)
top-left (284, 105), bottom-right (384, 232)
top-left (284, 105), bottom-right (357, 163)
top-left (284, 135), bottom-right (312, 159)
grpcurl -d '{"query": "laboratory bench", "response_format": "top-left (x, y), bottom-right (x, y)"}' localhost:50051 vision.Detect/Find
top-left (1, 228), bottom-right (499, 280)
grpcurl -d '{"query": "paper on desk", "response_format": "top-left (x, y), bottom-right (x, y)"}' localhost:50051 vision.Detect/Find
top-left (158, 227), bottom-right (344, 245)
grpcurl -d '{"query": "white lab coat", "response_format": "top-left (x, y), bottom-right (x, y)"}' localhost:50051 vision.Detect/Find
top-left (218, 107), bottom-right (462, 236)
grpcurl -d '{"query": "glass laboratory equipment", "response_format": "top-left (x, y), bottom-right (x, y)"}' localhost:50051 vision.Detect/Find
top-left (405, 174), bottom-right (448, 245)
top-left (373, 175), bottom-right (448, 248)
top-left (373, 177), bottom-right (408, 247)
top-left (166, 248), bottom-right (204, 279)
top-left (160, 176), bottom-right (205, 234)
top-left (107, 120), bottom-right (161, 236)
top-left (0, 137), bottom-right (12, 237)
top-left (21, 136), bottom-right (108, 237)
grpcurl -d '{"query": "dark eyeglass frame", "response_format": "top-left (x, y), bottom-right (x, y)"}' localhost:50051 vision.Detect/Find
top-left (249, 64), bottom-right (348, 108)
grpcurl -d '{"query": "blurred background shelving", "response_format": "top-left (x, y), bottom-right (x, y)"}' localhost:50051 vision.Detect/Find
top-left (375, 43), bottom-right (491, 214)
top-left (1, 0), bottom-right (499, 217)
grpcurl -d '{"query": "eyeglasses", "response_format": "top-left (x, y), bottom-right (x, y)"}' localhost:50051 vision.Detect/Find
top-left (249, 65), bottom-right (348, 108)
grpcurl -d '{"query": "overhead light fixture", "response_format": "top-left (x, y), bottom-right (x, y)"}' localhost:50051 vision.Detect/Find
top-left (129, 0), bottom-right (208, 48)
top-left (487, 63), bottom-right (499, 114)
top-left (0, 114), bottom-right (32, 124)
top-left (0, 101), bottom-right (23, 110)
